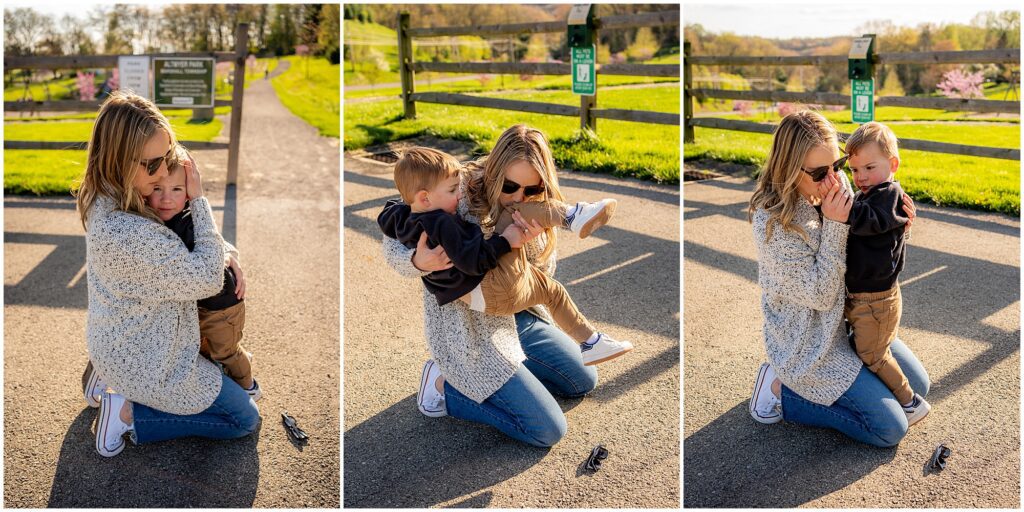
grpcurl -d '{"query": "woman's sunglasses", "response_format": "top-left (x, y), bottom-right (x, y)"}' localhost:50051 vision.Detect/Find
top-left (501, 178), bottom-right (545, 197)
top-left (801, 155), bottom-right (849, 182)
top-left (140, 149), bottom-right (173, 176)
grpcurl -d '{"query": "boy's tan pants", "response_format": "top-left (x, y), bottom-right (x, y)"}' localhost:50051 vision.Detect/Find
top-left (198, 301), bottom-right (254, 389)
top-left (845, 284), bottom-right (913, 405)
top-left (474, 200), bottom-right (597, 343)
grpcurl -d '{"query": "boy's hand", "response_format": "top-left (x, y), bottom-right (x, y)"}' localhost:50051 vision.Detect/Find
top-left (226, 254), bottom-right (246, 299)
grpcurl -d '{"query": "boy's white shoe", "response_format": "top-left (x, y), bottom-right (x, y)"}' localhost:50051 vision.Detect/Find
top-left (81, 360), bottom-right (106, 409)
top-left (95, 391), bottom-right (133, 457)
top-left (580, 333), bottom-right (633, 366)
top-left (417, 360), bottom-right (447, 418)
top-left (567, 199), bottom-right (617, 239)
top-left (245, 379), bottom-right (263, 402)
top-left (750, 363), bottom-right (782, 424)
top-left (903, 393), bottom-right (931, 426)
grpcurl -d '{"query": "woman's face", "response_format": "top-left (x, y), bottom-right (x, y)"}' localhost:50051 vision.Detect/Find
top-left (797, 144), bottom-right (841, 202)
top-left (131, 128), bottom-right (171, 197)
top-left (498, 159), bottom-right (543, 208)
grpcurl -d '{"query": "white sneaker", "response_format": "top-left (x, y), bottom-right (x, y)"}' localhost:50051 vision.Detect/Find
top-left (95, 391), bottom-right (133, 457)
top-left (245, 379), bottom-right (263, 402)
top-left (417, 360), bottom-right (447, 418)
top-left (567, 199), bottom-right (617, 239)
top-left (749, 363), bottom-right (782, 424)
top-left (903, 393), bottom-right (931, 426)
top-left (580, 333), bottom-right (633, 366)
top-left (81, 360), bottom-right (106, 409)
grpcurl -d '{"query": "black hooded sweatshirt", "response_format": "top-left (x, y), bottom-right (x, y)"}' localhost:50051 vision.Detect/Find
top-left (377, 199), bottom-right (512, 306)
top-left (845, 180), bottom-right (909, 293)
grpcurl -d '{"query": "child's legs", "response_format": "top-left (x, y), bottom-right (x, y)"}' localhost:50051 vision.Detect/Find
top-left (198, 303), bottom-right (254, 389)
top-left (845, 285), bottom-right (912, 404)
top-left (493, 200), bottom-right (567, 234)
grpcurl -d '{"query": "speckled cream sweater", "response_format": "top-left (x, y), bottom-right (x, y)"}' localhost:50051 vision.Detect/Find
top-left (383, 184), bottom-right (556, 403)
top-left (752, 182), bottom-right (864, 406)
top-left (86, 195), bottom-right (226, 415)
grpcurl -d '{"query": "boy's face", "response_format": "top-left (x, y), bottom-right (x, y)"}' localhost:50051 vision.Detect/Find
top-left (417, 175), bottom-right (461, 214)
top-left (848, 142), bottom-right (898, 194)
top-left (147, 168), bottom-right (188, 221)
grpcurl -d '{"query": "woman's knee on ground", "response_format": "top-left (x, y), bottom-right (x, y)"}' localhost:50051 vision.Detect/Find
top-left (523, 410), bottom-right (568, 448)
top-left (865, 410), bottom-right (908, 448)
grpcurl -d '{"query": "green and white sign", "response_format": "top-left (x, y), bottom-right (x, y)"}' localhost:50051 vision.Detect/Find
top-left (153, 58), bottom-right (215, 108)
top-left (572, 45), bottom-right (596, 96)
top-left (851, 78), bottom-right (874, 123)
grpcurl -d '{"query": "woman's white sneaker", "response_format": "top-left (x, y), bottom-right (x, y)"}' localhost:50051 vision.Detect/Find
top-left (567, 199), bottom-right (617, 239)
top-left (95, 391), bottom-right (133, 457)
top-left (581, 333), bottom-right (633, 366)
top-left (750, 363), bottom-right (782, 424)
top-left (81, 360), bottom-right (106, 409)
top-left (417, 360), bottom-right (447, 418)
top-left (903, 393), bottom-right (931, 426)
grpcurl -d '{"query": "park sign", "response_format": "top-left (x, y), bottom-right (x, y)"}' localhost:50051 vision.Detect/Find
top-left (153, 58), bottom-right (215, 108)
top-left (851, 78), bottom-right (874, 123)
top-left (572, 46), bottom-right (596, 96)
top-left (117, 56), bottom-right (150, 99)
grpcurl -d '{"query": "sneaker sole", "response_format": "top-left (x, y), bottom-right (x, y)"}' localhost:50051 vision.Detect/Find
top-left (82, 361), bottom-right (101, 409)
top-left (583, 344), bottom-right (633, 366)
top-left (750, 363), bottom-right (782, 424)
top-left (417, 361), bottom-right (446, 418)
top-left (578, 199), bottom-right (617, 239)
top-left (95, 394), bottom-right (125, 457)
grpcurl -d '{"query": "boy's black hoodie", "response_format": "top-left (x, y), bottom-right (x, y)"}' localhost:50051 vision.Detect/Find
top-left (845, 180), bottom-right (909, 293)
top-left (377, 199), bottom-right (512, 306)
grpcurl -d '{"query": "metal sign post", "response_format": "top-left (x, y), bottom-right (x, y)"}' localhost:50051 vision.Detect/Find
top-left (849, 34), bottom-right (875, 124)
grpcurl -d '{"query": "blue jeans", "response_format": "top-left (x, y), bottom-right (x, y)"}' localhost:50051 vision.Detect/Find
top-left (781, 339), bottom-right (930, 447)
top-left (132, 373), bottom-right (261, 444)
top-left (443, 311), bottom-right (599, 447)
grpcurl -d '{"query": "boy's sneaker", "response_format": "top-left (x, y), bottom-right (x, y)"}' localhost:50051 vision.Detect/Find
top-left (903, 393), bottom-right (931, 426)
top-left (567, 199), bottom-right (617, 239)
top-left (81, 360), bottom-right (106, 409)
top-left (95, 391), bottom-right (133, 457)
top-left (245, 379), bottom-right (262, 402)
top-left (580, 333), bottom-right (633, 366)
top-left (749, 362), bottom-right (782, 424)
top-left (417, 360), bottom-right (447, 418)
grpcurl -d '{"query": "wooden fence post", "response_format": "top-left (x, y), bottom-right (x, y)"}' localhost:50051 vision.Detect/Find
top-left (226, 23), bottom-right (249, 185)
top-left (399, 12), bottom-right (416, 119)
top-left (683, 41), bottom-right (694, 143)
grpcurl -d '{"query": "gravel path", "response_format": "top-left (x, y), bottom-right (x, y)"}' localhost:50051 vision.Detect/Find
top-left (3, 78), bottom-right (340, 507)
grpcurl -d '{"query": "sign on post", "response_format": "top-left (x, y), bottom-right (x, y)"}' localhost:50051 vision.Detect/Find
top-left (117, 56), bottom-right (150, 99)
top-left (572, 46), bottom-right (596, 96)
top-left (153, 58), bottom-right (215, 108)
top-left (851, 78), bottom-right (874, 123)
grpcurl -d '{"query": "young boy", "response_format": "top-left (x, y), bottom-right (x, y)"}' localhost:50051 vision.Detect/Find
top-left (147, 145), bottom-right (261, 400)
top-left (844, 121), bottom-right (929, 425)
top-left (377, 147), bottom-right (633, 367)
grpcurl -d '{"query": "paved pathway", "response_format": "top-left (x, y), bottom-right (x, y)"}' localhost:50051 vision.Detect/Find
top-left (3, 79), bottom-right (340, 507)
top-left (683, 163), bottom-right (1019, 507)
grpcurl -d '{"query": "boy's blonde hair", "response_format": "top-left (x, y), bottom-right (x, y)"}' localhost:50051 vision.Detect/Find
top-left (393, 147), bottom-right (462, 203)
top-left (164, 144), bottom-right (190, 175)
top-left (845, 121), bottom-right (899, 159)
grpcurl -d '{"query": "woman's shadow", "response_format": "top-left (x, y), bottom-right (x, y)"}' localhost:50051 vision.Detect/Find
top-left (47, 408), bottom-right (261, 507)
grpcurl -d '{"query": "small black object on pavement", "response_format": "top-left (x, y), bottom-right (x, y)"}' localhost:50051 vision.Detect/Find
top-left (585, 444), bottom-right (609, 472)
top-left (929, 443), bottom-right (951, 471)
top-left (282, 410), bottom-right (309, 442)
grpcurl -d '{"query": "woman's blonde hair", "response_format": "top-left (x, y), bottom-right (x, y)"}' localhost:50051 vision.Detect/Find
top-left (74, 91), bottom-right (176, 229)
top-left (748, 110), bottom-right (838, 243)
top-left (466, 124), bottom-right (565, 263)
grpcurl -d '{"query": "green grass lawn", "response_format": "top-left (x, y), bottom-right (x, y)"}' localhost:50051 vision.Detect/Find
top-left (685, 124), bottom-right (1021, 215)
top-left (270, 55), bottom-right (340, 137)
top-left (345, 85), bottom-right (680, 183)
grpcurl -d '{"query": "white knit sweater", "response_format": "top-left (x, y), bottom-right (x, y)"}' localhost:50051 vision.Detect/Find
top-left (752, 186), bottom-right (864, 406)
top-left (86, 195), bottom-right (226, 415)
top-left (382, 186), bottom-right (556, 403)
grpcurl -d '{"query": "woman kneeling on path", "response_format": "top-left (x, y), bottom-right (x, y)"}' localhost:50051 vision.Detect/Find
top-left (76, 92), bottom-right (259, 457)
top-left (746, 110), bottom-right (926, 447)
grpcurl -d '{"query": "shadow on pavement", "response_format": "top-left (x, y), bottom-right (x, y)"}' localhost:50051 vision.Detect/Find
top-left (4, 232), bottom-right (88, 310)
top-left (344, 396), bottom-right (548, 508)
top-left (684, 402), bottom-right (897, 508)
top-left (48, 409), bottom-right (261, 507)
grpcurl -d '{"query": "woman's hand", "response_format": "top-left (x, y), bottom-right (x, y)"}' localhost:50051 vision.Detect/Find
top-left (411, 232), bottom-right (453, 271)
top-left (225, 254), bottom-right (246, 299)
top-left (500, 223), bottom-right (527, 248)
top-left (511, 210), bottom-right (544, 245)
top-left (821, 181), bottom-right (852, 223)
top-left (902, 193), bottom-right (917, 228)
top-left (183, 153), bottom-right (205, 200)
